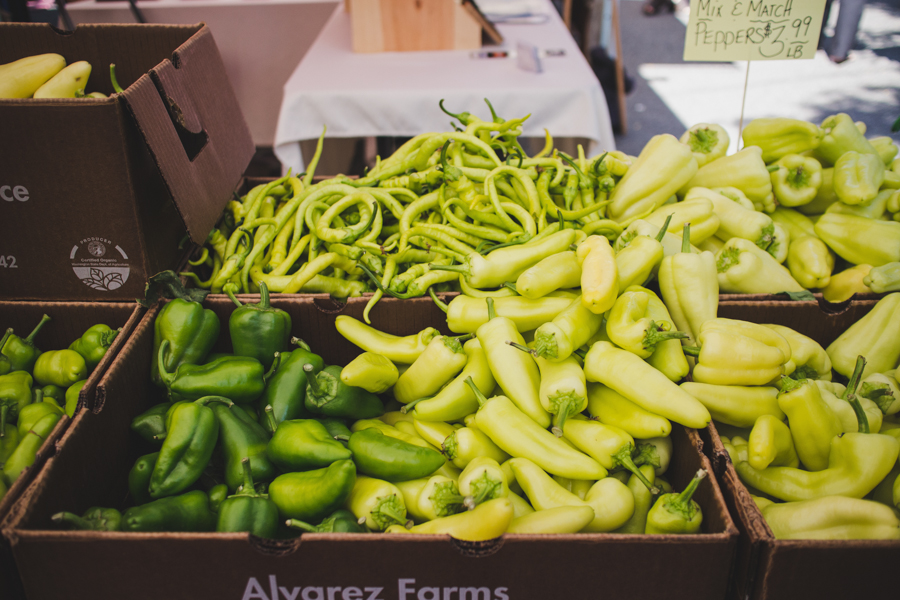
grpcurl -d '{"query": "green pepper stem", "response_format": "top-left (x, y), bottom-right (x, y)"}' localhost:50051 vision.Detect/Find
top-left (195, 396), bottom-right (235, 408)
top-left (109, 63), bottom-right (124, 93)
top-left (258, 281), bottom-right (271, 309)
top-left (484, 97), bottom-right (501, 123)
top-left (285, 519), bottom-right (319, 533)
top-left (31, 387), bottom-right (43, 405)
top-left (51, 512), bottom-right (94, 530)
top-left (304, 364), bottom-right (324, 397)
top-left (429, 264), bottom-right (467, 276)
top-left (400, 396), bottom-right (430, 414)
top-left (643, 326), bottom-right (689, 351)
top-left (429, 288), bottom-right (449, 313)
top-left (486, 297), bottom-right (496, 321)
top-left (291, 337), bottom-right (312, 352)
top-left (681, 346), bottom-right (701, 357)
top-left (263, 353), bottom-right (282, 385)
top-left (334, 434), bottom-right (350, 442)
top-left (226, 286), bottom-right (243, 308)
top-left (551, 398), bottom-right (575, 438)
top-left (841, 355), bottom-right (870, 434)
top-left (681, 223), bottom-right (691, 253)
top-left (464, 376), bottom-right (489, 408)
top-left (237, 457), bottom-right (257, 495)
top-left (614, 445), bottom-right (660, 494)
top-left (439, 99), bottom-right (469, 124)
top-left (263, 404), bottom-right (279, 432)
top-left (779, 375), bottom-right (805, 393)
top-left (503, 282), bottom-right (519, 294)
top-left (656, 214), bottom-right (674, 242)
top-left (766, 164), bottom-right (782, 173)
top-left (0, 328), bottom-right (13, 355)
top-left (677, 469), bottom-right (707, 505)
top-left (25, 314), bottom-right (51, 344)
top-left (506, 341), bottom-right (537, 356)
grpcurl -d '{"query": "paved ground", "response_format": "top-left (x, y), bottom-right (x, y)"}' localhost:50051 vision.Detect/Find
top-left (613, 0), bottom-right (900, 155)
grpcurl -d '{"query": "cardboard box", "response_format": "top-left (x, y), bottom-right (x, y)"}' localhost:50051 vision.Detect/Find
top-left (700, 297), bottom-right (900, 600)
top-left (0, 23), bottom-right (253, 301)
top-left (3, 295), bottom-right (738, 600)
top-left (347, 0), bottom-right (501, 53)
top-left (0, 300), bottom-right (144, 599)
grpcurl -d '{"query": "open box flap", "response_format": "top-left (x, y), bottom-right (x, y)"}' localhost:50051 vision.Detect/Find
top-left (121, 24), bottom-right (254, 246)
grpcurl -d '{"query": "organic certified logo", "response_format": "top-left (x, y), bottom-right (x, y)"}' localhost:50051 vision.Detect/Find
top-left (70, 237), bottom-right (131, 291)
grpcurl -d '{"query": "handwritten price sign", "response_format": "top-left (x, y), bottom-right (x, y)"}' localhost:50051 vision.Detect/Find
top-left (684, 0), bottom-right (828, 61)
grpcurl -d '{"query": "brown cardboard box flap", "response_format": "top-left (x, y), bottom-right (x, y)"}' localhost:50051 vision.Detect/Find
top-left (121, 23), bottom-right (254, 245)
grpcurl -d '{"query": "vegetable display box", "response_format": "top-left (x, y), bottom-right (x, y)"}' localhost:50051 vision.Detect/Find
top-left (0, 23), bottom-right (253, 301)
top-left (1, 295), bottom-right (738, 600)
top-left (703, 297), bottom-right (899, 600)
top-left (0, 300), bottom-right (144, 599)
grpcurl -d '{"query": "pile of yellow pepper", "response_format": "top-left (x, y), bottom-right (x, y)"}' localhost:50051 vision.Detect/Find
top-left (329, 226), bottom-right (900, 540)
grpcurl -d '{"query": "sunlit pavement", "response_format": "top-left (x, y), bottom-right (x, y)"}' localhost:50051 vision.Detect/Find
top-left (614, 0), bottom-right (900, 155)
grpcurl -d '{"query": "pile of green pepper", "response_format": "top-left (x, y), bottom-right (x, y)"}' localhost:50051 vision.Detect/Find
top-left (181, 105), bottom-right (900, 319)
top-left (0, 316), bottom-right (119, 501)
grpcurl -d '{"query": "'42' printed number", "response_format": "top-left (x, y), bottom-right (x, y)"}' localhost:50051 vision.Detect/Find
top-left (0, 256), bottom-right (17, 268)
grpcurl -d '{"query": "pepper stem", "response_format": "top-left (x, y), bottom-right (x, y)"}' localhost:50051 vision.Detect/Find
top-left (841, 355), bottom-right (870, 434)
top-left (237, 457), bottom-right (257, 495)
top-left (263, 404), bottom-right (279, 433)
top-left (551, 397), bottom-right (576, 437)
top-left (0, 405), bottom-right (7, 437)
top-left (400, 396), bottom-right (431, 414)
top-left (464, 376), bottom-right (489, 408)
top-left (263, 353), bottom-right (282, 385)
top-left (429, 264), bottom-right (467, 275)
top-left (0, 328), bottom-right (13, 355)
top-left (681, 223), bottom-right (691, 253)
top-left (643, 325), bottom-right (690, 351)
top-left (226, 286), bottom-right (243, 308)
top-left (109, 63), bottom-right (124, 93)
top-left (429, 288), bottom-right (449, 313)
top-left (304, 364), bottom-right (324, 397)
top-left (291, 337), bottom-right (312, 352)
top-left (25, 314), bottom-right (51, 344)
top-left (656, 214), bottom-right (674, 242)
top-left (506, 341), bottom-right (537, 356)
top-left (681, 346), bottom-right (701, 357)
top-left (676, 469), bottom-right (707, 506)
top-left (51, 512), bottom-right (95, 530)
top-left (258, 281), bottom-right (271, 309)
top-left (858, 382), bottom-right (894, 414)
top-left (614, 444), bottom-right (660, 494)
top-left (486, 297), bottom-right (496, 321)
top-left (31, 387), bottom-right (43, 405)
top-left (285, 519), bottom-right (318, 533)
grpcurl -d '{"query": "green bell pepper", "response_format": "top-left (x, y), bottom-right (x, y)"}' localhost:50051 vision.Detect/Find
top-left (128, 451), bottom-right (159, 506)
top-left (259, 338), bottom-right (324, 433)
top-left (0, 370), bottom-right (33, 436)
top-left (149, 396), bottom-right (229, 499)
top-left (32, 349), bottom-right (87, 389)
top-left (2, 411), bottom-right (60, 486)
top-left (266, 418), bottom-right (352, 472)
top-left (304, 364), bottom-right (384, 420)
top-left (769, 154), bottom-right (822, 207)
top-left (645, 469), bottom-right (707, 534)
top-left (17, 388), bottom-right (63, 440)
top-left (349, 428), bottom-right (445, 482)
top-left (68, 324), bottom-right (119, 372)
top-left (122, 489), bottom-right (218, 532)
top-left (64, 379), bottom-right (86, 418)
top-left (216, 458), bottom-right (280, 538)
top-left (741, 118), bottom-right (822, 162)
top-left (51, 507), bottom-right (123, 531)
top-left (285, 508), bottom-right (366, 534)
top-left (226, 281), bottom-right (291, 369)
top-left (158, 341), bottom-right (276, 405)
top-left (268, 459), bottom-right (357, 522)
top-left (130, 402), bottom-right (171, 445)
top-left (151, 298), bottom-right (220, 388)
top-left (833, 151), bottom-right (885, 206)
top-left (212, 401), bottom-right (277, 492)
top-left (1, 314), bottom-right (50, 373)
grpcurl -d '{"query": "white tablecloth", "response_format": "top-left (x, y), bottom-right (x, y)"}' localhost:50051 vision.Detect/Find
top-left (274, 0), bottom-right (616, 172)
top-left (68, 0), bottom-right (339, 146)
